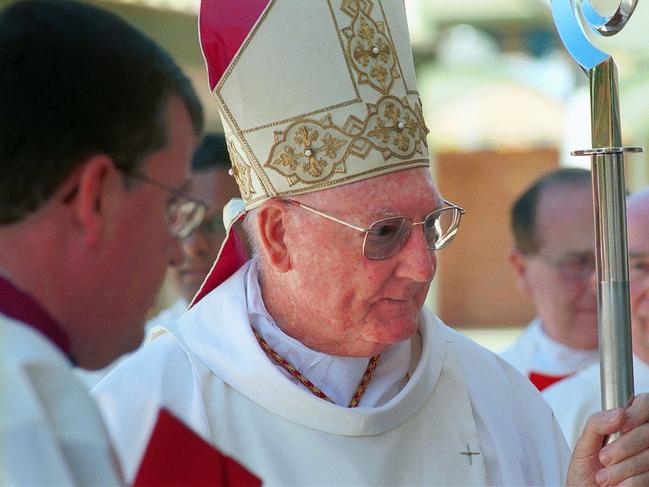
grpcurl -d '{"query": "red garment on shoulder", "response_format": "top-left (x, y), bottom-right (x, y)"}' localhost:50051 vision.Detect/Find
top-left (0, 274), bottom-right (70, 357)
top-left (134, 409), bottom-right (262, 486)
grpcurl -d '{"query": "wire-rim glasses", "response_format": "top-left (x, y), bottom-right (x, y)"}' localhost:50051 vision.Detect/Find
top-left (117, 165), bottom-right (207, 239)
top-left (284, 198), bottom-right (466, 261)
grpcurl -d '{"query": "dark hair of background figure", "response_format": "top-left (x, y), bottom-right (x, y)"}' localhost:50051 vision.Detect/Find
top-left (0, 0), bottom-right (204, 225)
top-left (192, 133), bottom-right (232, 172)
top-left (511, 168), bottom-right (592, 255)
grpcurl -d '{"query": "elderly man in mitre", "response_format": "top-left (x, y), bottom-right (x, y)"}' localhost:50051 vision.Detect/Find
top-left (94, 1), bottom-right (649, 485)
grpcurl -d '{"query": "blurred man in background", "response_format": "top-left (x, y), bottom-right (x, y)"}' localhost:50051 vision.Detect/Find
top-left (545, 188), bottom-right (649, 446)
top-left (0, 1), bottom-right (203, 483)
top-left (501, 168), bottom-right (599, 390)
top-left (147, 133), bottom-right (240, 330)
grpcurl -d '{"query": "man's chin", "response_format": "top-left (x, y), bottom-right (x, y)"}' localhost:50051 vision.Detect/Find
top-left (376, 315), bottom-right (419, 345)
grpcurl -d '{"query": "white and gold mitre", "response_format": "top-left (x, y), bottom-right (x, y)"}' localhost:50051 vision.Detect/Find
top-left (200, 0), bottom-right (430, 209)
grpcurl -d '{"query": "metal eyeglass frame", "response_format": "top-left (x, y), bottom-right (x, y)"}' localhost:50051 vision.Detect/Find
top-left (283, 198), bottom-right (466, 260)
top-left (117, 166), bottom-right (208, 239)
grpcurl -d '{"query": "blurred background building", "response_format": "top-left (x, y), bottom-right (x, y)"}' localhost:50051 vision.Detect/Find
top-left (4, 0), bottom-right (647, 350)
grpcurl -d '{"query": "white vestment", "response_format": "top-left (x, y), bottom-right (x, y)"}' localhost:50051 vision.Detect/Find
top-left (94, 262), bottom-right (569, 486)
top-left (544, 357), bottom-right (649, 447)
top-left (0, 313), bottom-right (122, 486)
top-left (500, 318), bottom-right (598, 382)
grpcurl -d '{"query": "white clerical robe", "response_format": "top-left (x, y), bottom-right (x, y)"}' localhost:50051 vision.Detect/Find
top-left (500, 318), bottom-right (598, 389)
top-left (544, 357), bottom-right (649, 448)
top-left (94, 262), bottom-right (569, 486)
top-left (0, 313), bottom-right (122, 486)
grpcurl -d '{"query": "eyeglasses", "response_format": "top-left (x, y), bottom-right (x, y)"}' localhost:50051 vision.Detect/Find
top-left (283, 199), bottom-right (465, 261)
top-left (629, 258), bottom-right (649, 282)
top-left (117, 167), bottom-right (207, 239)
top-left (534, 252), bottom-right (596, 280)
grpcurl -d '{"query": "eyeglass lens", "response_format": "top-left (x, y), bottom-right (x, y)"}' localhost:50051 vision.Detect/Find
top-left (363, 207), bottom-right (461, 260)
top-left (425, 207), bottom-right (461, 250)
top-left (168, 200), bottom-right (206, 239)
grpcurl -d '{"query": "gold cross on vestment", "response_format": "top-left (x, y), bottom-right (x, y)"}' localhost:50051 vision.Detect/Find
top-left (460, 444), bottom-right (480, 465)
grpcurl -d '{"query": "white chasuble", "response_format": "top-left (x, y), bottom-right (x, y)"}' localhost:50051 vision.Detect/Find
top-left (94, 262), bottom-right (569, 486)
top-left (1, 314), bottom-right (122, 486)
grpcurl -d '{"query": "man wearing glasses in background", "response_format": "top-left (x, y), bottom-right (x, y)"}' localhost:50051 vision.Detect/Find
top-left (0, 1), bottom-right (204, 483)
top-left (502, 168), bottom-right (599, 390)
top-left (94, 2), bottom-right (649, 486)
top-left (545, 188), bottom-right (649, 448)
top-left (147, 133), bottom-right (240, 332)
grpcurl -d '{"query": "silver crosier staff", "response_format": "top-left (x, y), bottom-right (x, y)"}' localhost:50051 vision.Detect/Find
top-left (550, 0), bottom-right (643, 440)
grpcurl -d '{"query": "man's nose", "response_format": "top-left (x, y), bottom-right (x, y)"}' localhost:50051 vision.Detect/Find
top-left (393, 224), bottom-right (436, 283)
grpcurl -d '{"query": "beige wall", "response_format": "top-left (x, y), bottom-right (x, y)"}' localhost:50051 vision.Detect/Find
top-left (434, 148), bottom-right (558, 328)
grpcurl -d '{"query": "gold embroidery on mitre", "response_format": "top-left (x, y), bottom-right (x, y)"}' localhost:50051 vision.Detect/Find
top-left (226, 138), bottom-right (256, 200)
top-left (365, 95), bottom-right (428, 160)
top-left (264, 95), bottom-right (429, 186)
top-left (265, 115), bottom-right (352, 186)
top-left (342, 0), bottom-right (399, 96)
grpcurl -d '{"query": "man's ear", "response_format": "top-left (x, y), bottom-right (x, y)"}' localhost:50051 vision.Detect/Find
top-left (508, 247), bottom-right (532, 297)
top-left (256, 200), bottom-right (291, 272)
top-left (60, 155), bottom-right (114, 248)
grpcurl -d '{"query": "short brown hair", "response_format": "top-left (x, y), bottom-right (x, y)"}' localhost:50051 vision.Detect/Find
top-left (511, 168), bottom-right (591, 254)
top-left (0, 0), bottom-right (203, 224)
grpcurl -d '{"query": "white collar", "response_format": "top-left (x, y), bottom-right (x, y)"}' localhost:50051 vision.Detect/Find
top-left (246, 259), bottom-right (411, 407)
top-left (529, 318), bottom-right (599, 375)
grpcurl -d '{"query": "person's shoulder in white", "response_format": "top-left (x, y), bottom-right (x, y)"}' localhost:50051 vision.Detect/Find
top-left (92, 325), bottom-right (202, 482)
top-left (543, 361), bottom-right (601, 448)
top-left (1, 315), bottom-right (120, 486)
top-left (499, 318), bottom-right (539, 375)
top-left (448, 322), bottom-right (556, 440)
top-left (544, 356), bottom-right (649, 448)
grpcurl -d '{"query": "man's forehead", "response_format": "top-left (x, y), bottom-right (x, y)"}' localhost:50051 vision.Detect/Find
top-left (306, 168), bottom-right (439, 214)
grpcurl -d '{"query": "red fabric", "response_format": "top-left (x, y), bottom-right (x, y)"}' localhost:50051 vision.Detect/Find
top-left (191, 217), bottom-right (249, 307)
top-left (199, 0), bottom-right (270, 90)
top-left (529, 372), bottom-right (571, 392)
top-left (0, 274), bottom-right (71, 357)
top-left (134, 409), bottom-right (261, 487)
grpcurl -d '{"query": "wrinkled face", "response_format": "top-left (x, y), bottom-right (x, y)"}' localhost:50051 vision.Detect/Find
top-left (171, 167), bottom-right (240, 301)
top-left (518, 183), bottom-right (598, 349)
top-left (278, 168), bottom-right (440, 357)
top-left (627, 195), bottom-right (649, 364)
top-left (109, 96), bottom-right (195, 352)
